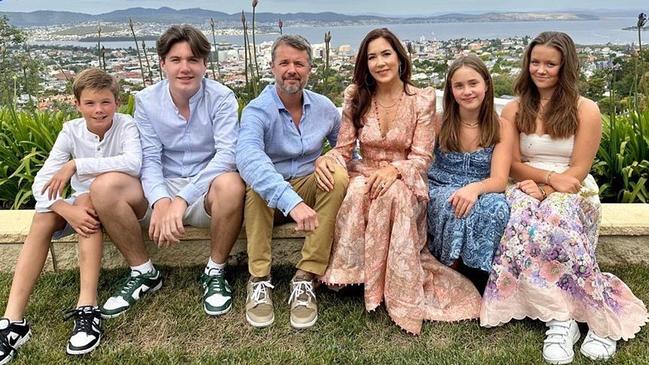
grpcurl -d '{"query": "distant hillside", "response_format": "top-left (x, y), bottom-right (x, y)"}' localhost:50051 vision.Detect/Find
top-left (0, 7), bottom-right (599, 27)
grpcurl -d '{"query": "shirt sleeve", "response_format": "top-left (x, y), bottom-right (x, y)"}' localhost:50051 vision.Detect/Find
top-left (32, 125), bottom-right (73, 213)
top-left (236, 106), bottom-right (303, 216)
top-left (135, 94), bottom-right (170, 208)
top-left (176, 91), bottom-right (239, 206)
top-left (75, 117), bottom-right (142, 180)
top-left (326, 104), bottom-right (342, 148)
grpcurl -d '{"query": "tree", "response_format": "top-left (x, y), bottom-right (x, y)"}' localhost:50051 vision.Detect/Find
top-left (0, 16), bottom-right (43, 107)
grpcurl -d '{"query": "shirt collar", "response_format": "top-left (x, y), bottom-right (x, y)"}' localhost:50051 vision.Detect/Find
top-left (165, 78), bottom-right (205, 112)
top-left (270, 84), bottom-right (311, 112)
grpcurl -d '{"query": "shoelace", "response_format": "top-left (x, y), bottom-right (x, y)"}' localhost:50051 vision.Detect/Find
top-left (63, 307), bottom-right (100, 336)
top-left (118, 270), bottom-right (151, 295)
top-left (204, 268), bottom-right (226, 292)
top-left (288, 280), bottom-right (315, 306)
top-left (251, 280), bottom-right (274, 304)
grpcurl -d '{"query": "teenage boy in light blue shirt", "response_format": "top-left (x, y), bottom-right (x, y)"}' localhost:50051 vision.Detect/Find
top-left (90, 25), bottom-right (244, 320)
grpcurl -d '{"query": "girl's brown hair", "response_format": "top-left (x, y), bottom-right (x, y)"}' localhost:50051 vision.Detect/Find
top-left (438, 54), bottom-right (500, 152)
top-left (350, 28), bottom-right (413, 129)
top-left (514, 31), bottom-right (579, 138)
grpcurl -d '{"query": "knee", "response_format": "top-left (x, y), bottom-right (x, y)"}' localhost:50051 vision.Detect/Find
top-left (30, 212), bottom-right (63, 236)
top-left (330, 165), bottom-right (349, 191)
top-left (90, 172), bottom-right (128, 197)
top-left (209, 172), bottom-right (245, 209)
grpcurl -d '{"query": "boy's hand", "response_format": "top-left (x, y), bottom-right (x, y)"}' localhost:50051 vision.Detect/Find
top-left (42, 160), bottom-right (76, 200)
top-left (159, 197), bottom-right (187, 247)
top-left (149, 198), bottom-right (171, 246)
top-left (53, 203), bottom-right (100, 238)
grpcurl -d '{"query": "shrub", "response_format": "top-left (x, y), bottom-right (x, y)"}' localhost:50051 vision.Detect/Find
top-left (593, 108), bottom-right (649, 203)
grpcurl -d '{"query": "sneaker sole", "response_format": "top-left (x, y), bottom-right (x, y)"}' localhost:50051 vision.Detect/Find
top-left (579, 347), bottom-right (614, 361)
top-left (246, 313), bottom-right (275, 328)
top-left (290, 314), bottom-right (318, 329)
top-left (101, 280), bottom-right (163, 319)
top-left (204, 302), bottom-right (232, 316)
top-left (0, 353), bottom-right (16, 365)
top-left (66, 334), bottom-right (101, 356)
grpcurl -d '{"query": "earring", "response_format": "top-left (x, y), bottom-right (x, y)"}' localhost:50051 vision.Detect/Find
top-left (398, 63), bottom-right (402, 75)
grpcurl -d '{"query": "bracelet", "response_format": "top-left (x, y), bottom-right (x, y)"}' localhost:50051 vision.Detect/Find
top-left (540, 186), bottom-right (547, 200)
top-left (544, 170), bottom-right (556, 185)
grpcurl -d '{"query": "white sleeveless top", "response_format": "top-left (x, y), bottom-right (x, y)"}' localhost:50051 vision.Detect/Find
top-left (519, 133), bottom-right (574, 173)
top-left (519, 132), bottom-right (599, 192)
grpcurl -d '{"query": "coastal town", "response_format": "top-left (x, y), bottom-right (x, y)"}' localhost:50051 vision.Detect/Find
top-left (3, 19), bottom-right (639, 109)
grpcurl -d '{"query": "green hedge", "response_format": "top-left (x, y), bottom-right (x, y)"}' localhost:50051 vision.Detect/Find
top-left (0, 97), bottom-right (647, 209)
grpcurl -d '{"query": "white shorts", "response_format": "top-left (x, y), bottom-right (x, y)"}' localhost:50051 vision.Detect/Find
top-left (140, 177), bottom-right (211, 228)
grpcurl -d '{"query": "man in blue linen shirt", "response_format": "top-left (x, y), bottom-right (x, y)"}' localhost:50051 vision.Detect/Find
top-left (91, 25), bottom-right (244, 319)
top-left (237, 35), bottom-right (348, 329)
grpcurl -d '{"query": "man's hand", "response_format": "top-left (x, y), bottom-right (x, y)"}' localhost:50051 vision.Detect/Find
top-left (52, 202), bottom-right (100, 238)
top-left (42, 160), bottom-right (76, 200)
top-left (289, 202), bottom-right (319, 232)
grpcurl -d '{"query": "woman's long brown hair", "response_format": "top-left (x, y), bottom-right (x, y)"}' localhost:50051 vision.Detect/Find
top-left (514, 31), bottom-right (580, 138)
top-left (350, 28), bottom-right (413, 129)
top-left (438, 54), bottom-right (500, 152)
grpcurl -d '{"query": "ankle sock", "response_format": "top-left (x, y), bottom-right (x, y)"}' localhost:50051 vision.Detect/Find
top-left (130, 259), bottom-right (155, 277)
top-left (205, 257), bottom-right (225, 275)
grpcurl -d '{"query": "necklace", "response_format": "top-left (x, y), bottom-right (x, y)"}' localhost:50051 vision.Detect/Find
top-left (461, 120), bottom-right (479, 128)
top-left (373, 92), bottom-right (404, 137)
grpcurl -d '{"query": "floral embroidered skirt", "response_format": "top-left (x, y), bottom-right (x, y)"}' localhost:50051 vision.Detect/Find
top-left (480, 177), bottom-right (648, 340)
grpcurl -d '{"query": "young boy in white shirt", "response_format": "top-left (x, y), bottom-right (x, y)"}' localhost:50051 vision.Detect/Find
top-left (0, 68), bottom-right (141, 363)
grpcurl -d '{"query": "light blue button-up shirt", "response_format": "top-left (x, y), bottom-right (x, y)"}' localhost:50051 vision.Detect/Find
top-left (237, 84), bottom-right (341, 216)
top-left (135, 78), bottom-right (239, 207)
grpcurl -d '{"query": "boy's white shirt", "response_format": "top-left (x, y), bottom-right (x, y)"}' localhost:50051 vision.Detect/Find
top-left (32, 112), bottom-right (142, 213)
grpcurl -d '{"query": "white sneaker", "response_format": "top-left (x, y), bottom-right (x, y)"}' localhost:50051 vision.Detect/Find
top-left (543, 319), bottom-right (581, 364)
top-left (580, 330), bottom-right (617, 361)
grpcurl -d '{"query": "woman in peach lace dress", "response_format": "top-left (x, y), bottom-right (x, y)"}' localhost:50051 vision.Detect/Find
top-left (315, 28), bottom-right (481, 335)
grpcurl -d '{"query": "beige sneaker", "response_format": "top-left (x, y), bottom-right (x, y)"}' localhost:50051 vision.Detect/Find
top-left (245, 277), bottom-right (275, 328)
top-left (288, 277), bottom-right (317, 329)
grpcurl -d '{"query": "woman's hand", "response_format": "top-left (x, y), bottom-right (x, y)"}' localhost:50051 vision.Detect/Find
top-left (448, 182), bottom-right (482, 218)
top-left (366, 165), bottom-right (399, 199)
top-left (548, 172), bottom-right (581, 193)
top-left (314, 156), bottom-right (337, 192)
top-left (517, 180), bottom-right (544, 200)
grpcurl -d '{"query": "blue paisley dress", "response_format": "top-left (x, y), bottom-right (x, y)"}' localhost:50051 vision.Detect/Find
top-left (427, 146), bottom-right (510, 272)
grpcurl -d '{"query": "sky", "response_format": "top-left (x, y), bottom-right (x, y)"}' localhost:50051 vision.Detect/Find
top-left (0, 0), bottom-right (646, 16)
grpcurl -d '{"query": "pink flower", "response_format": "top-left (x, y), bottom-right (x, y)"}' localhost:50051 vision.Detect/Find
top-left (540, 261), bottom-right (563, 282)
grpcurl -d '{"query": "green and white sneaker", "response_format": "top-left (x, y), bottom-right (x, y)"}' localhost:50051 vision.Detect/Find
top-left (101, 269), bottom-right (162, 319)
top-left (200, 268), bottom-right (233, 316)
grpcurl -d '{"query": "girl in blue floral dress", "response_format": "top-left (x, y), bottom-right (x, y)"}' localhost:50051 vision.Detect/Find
top-left (427, 54), bottom-right (514, 274)
top-left (480, 32), bottom-right (647, 364)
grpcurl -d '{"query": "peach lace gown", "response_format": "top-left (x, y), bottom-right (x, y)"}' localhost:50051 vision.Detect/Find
top-left (320, 85), bottom-right (481, 335)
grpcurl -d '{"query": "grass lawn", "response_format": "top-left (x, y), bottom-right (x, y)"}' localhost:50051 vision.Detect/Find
top-left (1, 263), bottom-right (647, 365)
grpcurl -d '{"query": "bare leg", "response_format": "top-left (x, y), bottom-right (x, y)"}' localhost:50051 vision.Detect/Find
top-left (4, 212), bottom-right (65, 320)
top-left (90, 172), bottom-right (149, 266)
top-left (204, 172), bottom-right (245, 264)
top-left (74, 194), bottom-right (102, 307)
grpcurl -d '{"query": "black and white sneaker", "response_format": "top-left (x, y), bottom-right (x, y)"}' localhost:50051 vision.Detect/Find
top-left (0, 318), bottom-right (31, 365)
top-left (64, 306), bottom-right (102, 355)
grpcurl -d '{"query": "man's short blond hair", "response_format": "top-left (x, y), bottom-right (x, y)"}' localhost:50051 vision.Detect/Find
top-left (72, 68), bottom-right (120, 101)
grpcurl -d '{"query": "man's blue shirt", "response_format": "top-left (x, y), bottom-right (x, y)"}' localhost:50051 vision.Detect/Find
top-left (236, 84), bottom-right (341, 216)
